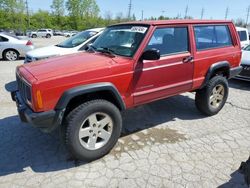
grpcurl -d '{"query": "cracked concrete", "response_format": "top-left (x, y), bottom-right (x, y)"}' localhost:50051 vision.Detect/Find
top-left (0, 38), bottom-right (250, 188)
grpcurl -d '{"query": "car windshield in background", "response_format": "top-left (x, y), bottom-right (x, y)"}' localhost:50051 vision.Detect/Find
top-left (92, 25), bottom-right (149, 57)
top-left (2, 32), bottom-right (20, 40)
top-left (56, 30), bottom-right (97, 48)
top-left (238, 31), bottom-right (247, 42)
top-left (243, 45), bottom-right (250, 51)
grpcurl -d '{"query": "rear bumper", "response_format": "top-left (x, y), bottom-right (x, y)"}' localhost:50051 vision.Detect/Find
top-left (11, 91), bottom-right (65, 133)
top-left (229, 66), bottom-right (243, 79)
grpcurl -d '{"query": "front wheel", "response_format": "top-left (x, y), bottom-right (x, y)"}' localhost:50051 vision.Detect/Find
top-left (64, 99), bottom-right (122, 161)
top-left (195, 75), bottom-right (229, 116)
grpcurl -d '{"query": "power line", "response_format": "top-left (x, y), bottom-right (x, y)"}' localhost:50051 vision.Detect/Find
top-left (25, 0), bottom-right (30, 29)
top-left (225, 7), bottom-right (229, 20)
top-left (128, 0), bottom-right (132, 19)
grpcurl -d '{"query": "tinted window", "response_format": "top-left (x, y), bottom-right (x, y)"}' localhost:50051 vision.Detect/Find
top-left (194, 25), bottom-right (232, 51)
top-left (38, 30), bottom-right (46, 32)
top-left (146, 27), bottom-right (189, 56)
top-left (0, 36), bottom-right (9, 42)
top-left (238, 31), bottom-right (247, 41)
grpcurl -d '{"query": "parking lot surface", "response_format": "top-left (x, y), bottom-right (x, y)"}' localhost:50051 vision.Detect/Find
top-left (0, 38), bottom-right (250, 188)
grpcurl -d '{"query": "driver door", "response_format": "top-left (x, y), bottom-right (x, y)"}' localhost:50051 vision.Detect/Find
top-left (133, 25), bottom-right (194, 105)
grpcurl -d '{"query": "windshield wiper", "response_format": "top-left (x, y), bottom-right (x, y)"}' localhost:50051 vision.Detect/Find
top-left (96, 47), bottom-right (116, 57)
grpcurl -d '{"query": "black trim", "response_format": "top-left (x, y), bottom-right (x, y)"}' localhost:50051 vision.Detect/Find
top-left (230, 66), bottom-right (243, 79)
top-left (201, 61), bottom-right (230, 88)
top-left (11, 91), bottom-right (64, 133)
top-left (55, 82), bottom-right (126, 111)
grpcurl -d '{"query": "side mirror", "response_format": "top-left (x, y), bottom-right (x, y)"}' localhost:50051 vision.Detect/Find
top-left (141, 49), bottom-right (160, 61)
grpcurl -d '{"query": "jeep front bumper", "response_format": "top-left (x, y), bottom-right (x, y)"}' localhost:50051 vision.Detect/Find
top-left (11, 91), bottom-right (64, 133)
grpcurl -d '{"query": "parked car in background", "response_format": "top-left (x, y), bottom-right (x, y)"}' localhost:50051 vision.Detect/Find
top-left (13, 20), bottom-right (242, 161)
top-left (24, 28), bottom-right (104, 63)
top-left (64, 30), bottom-right (78, 37)
top-left (236, 27), bottom-right (250, 48)
top-left (235, 44), bottom-right (250, 81)
top-left (29, 29), bottom-right (53, 38)
top-left (0, 32), bottom-right (34, 61)
top-left (53, 30), bottom-right (64, 36)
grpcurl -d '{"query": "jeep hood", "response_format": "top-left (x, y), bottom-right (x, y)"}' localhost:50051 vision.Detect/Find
top-left (22, 52), bottom-right (117, 81)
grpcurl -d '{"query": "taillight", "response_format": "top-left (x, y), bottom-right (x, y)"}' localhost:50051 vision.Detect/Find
top-left (26, 40), bottom-right (33, 46)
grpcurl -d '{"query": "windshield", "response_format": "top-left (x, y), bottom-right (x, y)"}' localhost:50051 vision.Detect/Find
top-left (92, 25), bottom-right (149, 57)
top-left (57, 30), bottom-right (98, 48)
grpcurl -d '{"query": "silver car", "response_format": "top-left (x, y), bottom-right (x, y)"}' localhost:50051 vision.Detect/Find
top-left (0, 33), bottom-right (34, 61)
top-left (236, 44), bottom-right (250, 81)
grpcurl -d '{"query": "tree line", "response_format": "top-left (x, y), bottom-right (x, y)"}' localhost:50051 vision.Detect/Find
top-left (0, 0), bottom-right (247, 32)
top-left (0, 0), bottom-right (136, 31)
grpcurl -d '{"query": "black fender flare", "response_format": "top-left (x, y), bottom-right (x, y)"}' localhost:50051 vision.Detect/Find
top-left (55, 82), bottom-right (126, 111)
top-left (201, 61), bottom-right (230, 88)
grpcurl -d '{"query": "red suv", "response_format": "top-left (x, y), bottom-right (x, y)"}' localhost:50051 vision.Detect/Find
top-left (12, 20), bottom-right (242, 161)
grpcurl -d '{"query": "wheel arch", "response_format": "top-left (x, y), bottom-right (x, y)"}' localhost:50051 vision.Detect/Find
top-left (55, 83), bottom-right (126, 115)
top-left (201, 61), bottom-right (230, 89)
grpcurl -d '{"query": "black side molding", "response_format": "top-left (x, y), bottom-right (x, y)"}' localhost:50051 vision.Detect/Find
top-left (55, 82), bottom-right (126, 111)
top-left (229, 66), bottom-right (243, 79)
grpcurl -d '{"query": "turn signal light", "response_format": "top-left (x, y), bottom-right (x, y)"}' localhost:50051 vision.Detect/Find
top-left (36, 90), bottom-right (43, 109)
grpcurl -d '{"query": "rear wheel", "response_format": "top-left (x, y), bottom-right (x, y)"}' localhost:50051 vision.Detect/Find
top-left (64, 99), bottom-right (122, 161)
top-left (32, 34), bottom-right (37, 38)
top-left (3, 49), bottom-right (19, 61)
top-left (195, 75), bottom-right (229, 116)
top-left (46, 34), bottom-right (51, 38)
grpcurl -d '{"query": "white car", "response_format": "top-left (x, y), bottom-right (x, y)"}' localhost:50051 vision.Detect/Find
top-left (24, 28), bottom-right (104, 63)
top-left (236, 44), bottom-right (250, 81)
top-left (29, 29), bottom-right (54, 38)
top-left (236, 27), bottom-right (250, 48)
top-left (64, 30), bottom-right (78, 37)
top-left (0, 33), bottom-right (34, 61)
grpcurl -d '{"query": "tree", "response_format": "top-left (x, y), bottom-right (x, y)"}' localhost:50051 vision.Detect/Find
top-left (51, 0), bottom-right (64, 28)
top-left (66, 0), bottom-right (100, 29)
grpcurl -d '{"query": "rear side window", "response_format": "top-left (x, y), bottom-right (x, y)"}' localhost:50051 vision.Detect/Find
top-left (146, 27), bottom-right (189, 56)
top-left (0, 36), bottom-right (9, 42)
top-left (194, 25), bottom-right (232, 51)
top-left (238, 31), bottom-right (247, 41)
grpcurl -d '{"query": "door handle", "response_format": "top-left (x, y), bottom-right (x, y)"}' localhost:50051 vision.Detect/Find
top-left (183, 56), bottom-right (193, 63)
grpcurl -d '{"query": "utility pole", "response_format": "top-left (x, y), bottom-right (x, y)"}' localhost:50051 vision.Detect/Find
top-left (246, 5), bottom-right (250, 27)
top-left (128, 0), bottom-right (132, 19)
top-left (141, 10), bottom-right (144, 21)
top-left (184, 5), bottom-right (189, 19)
top-left (225, 7), bottom-right (229, 20)
top-left (201, 8), bottom-right (204, 19)
top-left (25, 0), bottom-right (30, 29)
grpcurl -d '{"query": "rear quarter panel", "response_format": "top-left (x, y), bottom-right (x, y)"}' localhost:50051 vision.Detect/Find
top-left (192, 23), bottom-right (242, 89)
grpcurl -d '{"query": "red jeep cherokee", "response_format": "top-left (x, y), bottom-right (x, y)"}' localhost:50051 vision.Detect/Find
top-left (12, 20), bottom-right (242, 161)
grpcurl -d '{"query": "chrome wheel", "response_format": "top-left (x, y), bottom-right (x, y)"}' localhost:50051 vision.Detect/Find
top-left (5, 50), bottom-right (18, 61)
top-left (78, 112), bottom-right (113, 150)
top-left (209, 84), bottom-right (225, 108)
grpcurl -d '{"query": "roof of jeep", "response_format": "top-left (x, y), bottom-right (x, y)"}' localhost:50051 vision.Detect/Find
top-left (111, 19), bottom-right (233, 26)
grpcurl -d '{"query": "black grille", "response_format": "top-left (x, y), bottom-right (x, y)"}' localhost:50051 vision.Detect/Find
top-left (239, 65), bottom-right (250, 78)
top-left (16, 73), bottom-right (31, 103)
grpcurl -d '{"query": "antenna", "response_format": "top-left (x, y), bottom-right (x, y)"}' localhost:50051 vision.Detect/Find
top-left (246, 5), bottom-right (250, 27)
top-left (225, 7), bottom-right (229, 20)
top-left (201, 8), bottom-right (204, 19)
top-left (184, 5), bottom-right (189, 19)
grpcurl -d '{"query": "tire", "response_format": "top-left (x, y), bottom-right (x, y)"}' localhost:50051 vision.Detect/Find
top-left (195, 75), bottom-right (229, 116)
top-left (3, 49), bottom-right (19, 61)
top-left (32, 34), bottom-right (37, 38)
top-left (46, 34), bottom-right (51, 38)
top-left (64, 99), bottom-right (122, 161)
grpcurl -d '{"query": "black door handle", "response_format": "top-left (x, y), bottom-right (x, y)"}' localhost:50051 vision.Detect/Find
top-left (183, 56), bottom-right (193, 63)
